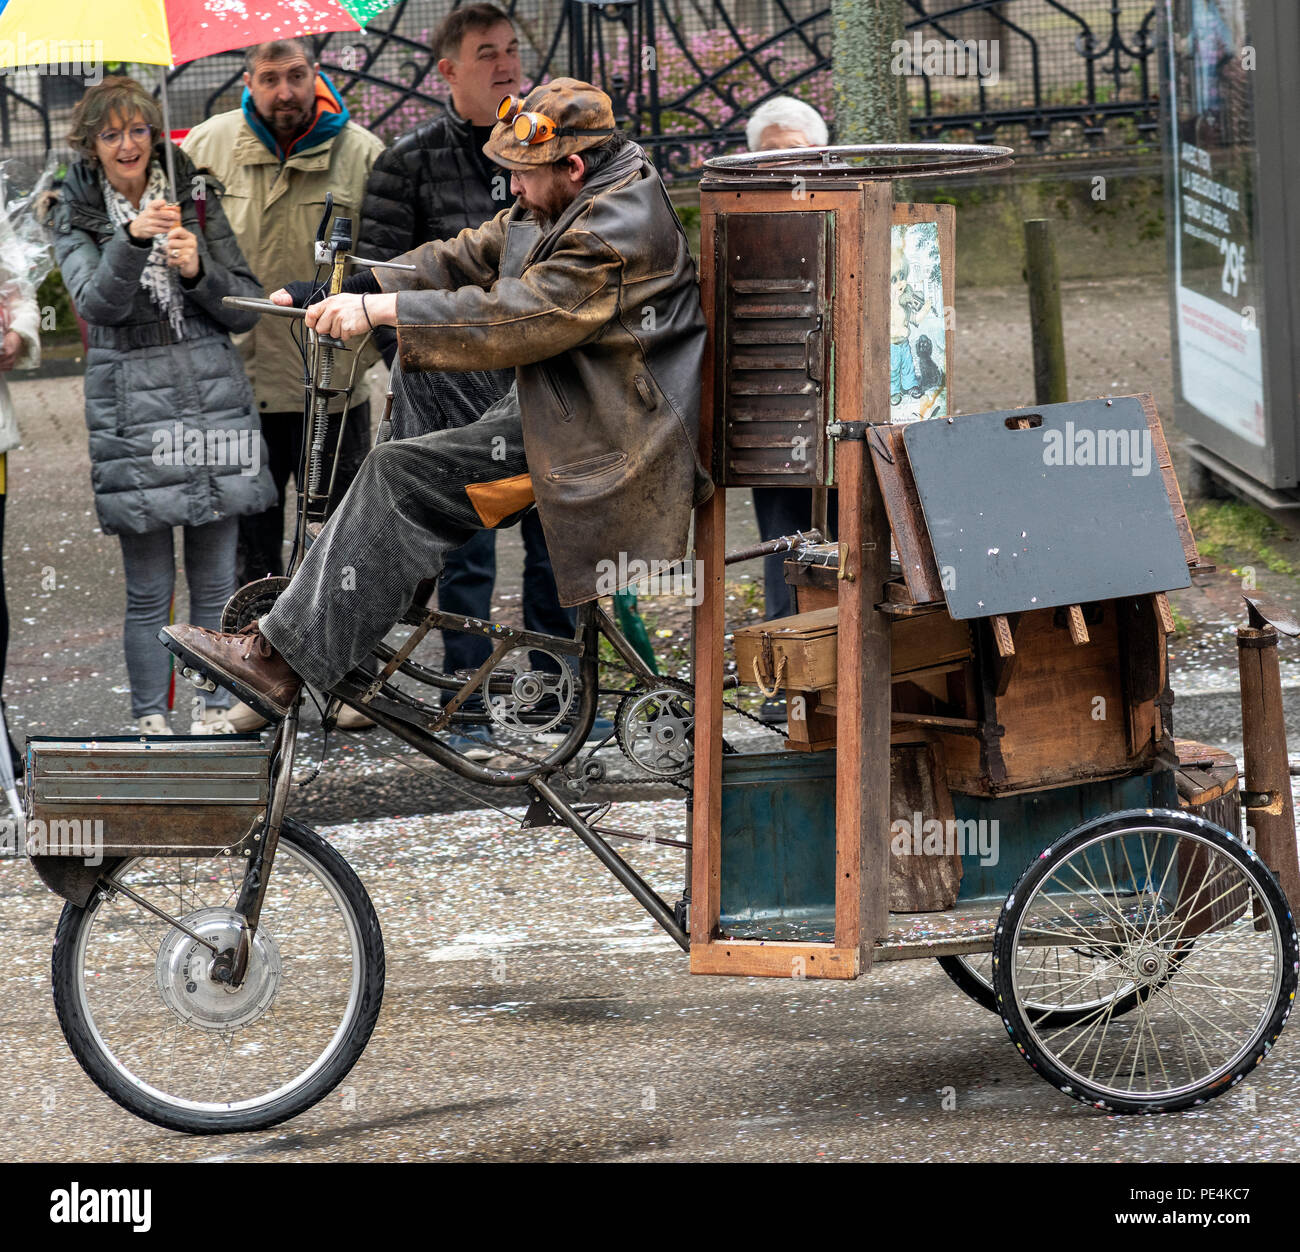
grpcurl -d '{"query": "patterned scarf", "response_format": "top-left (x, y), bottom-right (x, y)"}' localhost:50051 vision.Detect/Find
top-left (100, 159), bottom-right (186, 339)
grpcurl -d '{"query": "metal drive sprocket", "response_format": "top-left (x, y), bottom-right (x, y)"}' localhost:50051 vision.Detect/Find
top-left (615, 688), bottom-right (695, 780)
top-left (484, 646), bottom-right (575, 735)
top-left (221, 576), bottom-right (291, 633)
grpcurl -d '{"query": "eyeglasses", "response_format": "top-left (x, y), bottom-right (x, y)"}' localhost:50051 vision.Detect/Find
top-left (96, 124), bottom-right (154, 148)
top-left (495, 95), bottom-right (615, 146)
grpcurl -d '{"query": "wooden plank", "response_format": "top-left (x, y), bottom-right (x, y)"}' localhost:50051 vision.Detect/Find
top-left (1238, 626), bottom-right (1300, 913)
top-left (1067, 604), bottom-right (1090, 645)
top-left (1118, 594), bottom-right (1168, 761)
top-left (992, 614), bottom-right (1016, 657)
top-left (1174, 743), bottom-right (1237, 805)
top-left (784, 687), bottom-right (837, 749)
top-left (869, 425), bottom-right (944, 604)
top-left (1154, 591), bottom-right (1177, 636)
top-left (1134, 392), bottom-right (1200, 567)
top-left (834, 178), bottom-right (894, 972)
top-left (690, 940), bottom-right (860, 979)
top-left (690, 197), bottom-right (725, 950)
top-left (954, 604), bottom-right (1135, 794)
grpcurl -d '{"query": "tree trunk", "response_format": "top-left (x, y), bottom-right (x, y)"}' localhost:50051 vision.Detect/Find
top-left (832, 0), bottom-right (909, 145)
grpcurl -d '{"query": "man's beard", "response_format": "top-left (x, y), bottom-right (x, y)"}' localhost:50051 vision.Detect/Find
top-left (520, 183), bottom-right (576, 228)
top-left (264, 103), bottom-right (311, 140)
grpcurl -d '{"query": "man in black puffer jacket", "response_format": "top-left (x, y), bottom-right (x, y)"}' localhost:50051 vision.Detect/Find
top-left (359, 4), bottom-right (580, 756)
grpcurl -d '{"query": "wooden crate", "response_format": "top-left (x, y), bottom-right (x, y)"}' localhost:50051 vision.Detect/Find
top-left (736, 605), bottom-right (972, 695)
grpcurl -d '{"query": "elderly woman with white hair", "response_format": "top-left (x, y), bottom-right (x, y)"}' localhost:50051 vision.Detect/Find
top-left (745, 95), bottom-right (829, 153)
top-left (744, 94), bottom-right (837, 723)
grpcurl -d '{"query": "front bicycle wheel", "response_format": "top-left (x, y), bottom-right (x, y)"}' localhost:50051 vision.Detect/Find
top-left (51, 817), bottom-right (384, 1134)
top-left (993, 809), bottom-right (1296, 1113)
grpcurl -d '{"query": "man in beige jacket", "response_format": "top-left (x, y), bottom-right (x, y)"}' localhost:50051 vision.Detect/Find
top-left (183, 37), bottom-right (384, 729)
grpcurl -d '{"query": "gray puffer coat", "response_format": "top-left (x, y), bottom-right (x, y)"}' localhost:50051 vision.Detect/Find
top-left (49, 145), bottom-right (276, 535)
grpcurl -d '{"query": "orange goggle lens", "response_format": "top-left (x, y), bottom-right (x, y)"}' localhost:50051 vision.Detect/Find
top-left (496, 95), bottom-right (524, 123)
top-left (512, 112), bottom-right (557, 144)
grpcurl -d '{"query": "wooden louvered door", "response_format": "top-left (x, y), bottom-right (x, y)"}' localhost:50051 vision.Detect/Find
top-left (714, 210), bottom-right (831, 487)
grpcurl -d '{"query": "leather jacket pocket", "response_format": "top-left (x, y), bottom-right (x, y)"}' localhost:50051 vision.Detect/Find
top-left (538, 364), bottom-right (573, 422)
top-left (548, 451), bottom-right (627, 482)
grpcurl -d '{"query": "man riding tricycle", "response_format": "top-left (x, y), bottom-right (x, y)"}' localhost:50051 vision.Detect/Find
top-left (26, 82), bottom-right (1300, 1133)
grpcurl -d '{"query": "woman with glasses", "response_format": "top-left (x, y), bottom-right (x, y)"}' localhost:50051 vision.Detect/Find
top-left (47, 76), bottom-right (275, 734)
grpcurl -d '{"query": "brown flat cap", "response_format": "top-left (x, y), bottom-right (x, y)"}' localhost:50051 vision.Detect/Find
top-left (484, 77), bottom-right (617, 171)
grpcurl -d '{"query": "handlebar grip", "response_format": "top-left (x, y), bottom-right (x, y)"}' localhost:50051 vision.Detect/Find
top-left (222, 296), bottom-right (306, 319)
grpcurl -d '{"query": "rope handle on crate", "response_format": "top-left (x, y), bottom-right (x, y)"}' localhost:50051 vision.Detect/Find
top-left (752, 653), bottom-right (787, 699)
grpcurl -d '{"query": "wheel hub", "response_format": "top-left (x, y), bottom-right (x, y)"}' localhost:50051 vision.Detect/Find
top-left (155, 907), bottom-right (282, 1031)
top-left (1125, 944), bottom-right (1168, 986)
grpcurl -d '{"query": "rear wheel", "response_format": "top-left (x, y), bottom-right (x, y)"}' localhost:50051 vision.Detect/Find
top-left (51, 818), bottom-right (384, 1134)
top-left (993, 809), bottom-right (1296, 1113)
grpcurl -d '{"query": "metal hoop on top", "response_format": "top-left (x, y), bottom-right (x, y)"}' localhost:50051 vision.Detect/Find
top-left (701, 142), bottom-right (1014, 188)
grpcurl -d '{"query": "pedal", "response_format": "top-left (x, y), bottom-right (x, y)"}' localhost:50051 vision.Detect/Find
top-left (182, 666), bottom-right (218, 693)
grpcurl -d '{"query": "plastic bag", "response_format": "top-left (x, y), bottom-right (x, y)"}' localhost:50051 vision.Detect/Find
top-left (0, 154), bottom-right (58, 295)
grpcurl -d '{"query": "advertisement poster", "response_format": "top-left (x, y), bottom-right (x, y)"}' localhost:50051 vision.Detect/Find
top-left (1166, 0), bottom-right (1265, 445)
top-left (888, 221), bottom-right (947, 425)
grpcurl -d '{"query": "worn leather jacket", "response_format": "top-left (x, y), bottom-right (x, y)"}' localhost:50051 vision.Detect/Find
top-left (377, 140), bottom-right (712, 607)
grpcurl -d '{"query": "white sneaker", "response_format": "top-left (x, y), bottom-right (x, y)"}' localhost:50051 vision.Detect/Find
top-left (334, 703), bottom-right (376, 731)
top-left (137, 714), bottom-right (173, 735)
top-left (224, 700), bottom-right (268, 733)
top-left (191, 714), bottom-right (237, 734)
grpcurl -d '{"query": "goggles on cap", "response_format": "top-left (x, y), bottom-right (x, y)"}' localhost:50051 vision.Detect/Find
top-left (496, 94), bottom-right (615, 146)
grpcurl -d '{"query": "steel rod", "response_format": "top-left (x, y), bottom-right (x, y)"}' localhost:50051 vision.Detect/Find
top-left (531, 777), bottom-right (690, 951)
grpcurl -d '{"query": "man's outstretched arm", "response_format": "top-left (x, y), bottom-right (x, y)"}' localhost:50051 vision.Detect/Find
top-left (303, 230), bottom-right (622, 373)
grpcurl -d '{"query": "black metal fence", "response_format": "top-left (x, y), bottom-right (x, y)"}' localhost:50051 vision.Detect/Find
top-left (0, 0), bottom-right (1161, 177)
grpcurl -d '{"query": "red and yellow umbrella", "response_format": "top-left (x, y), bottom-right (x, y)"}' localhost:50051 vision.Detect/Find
top-left (0, 0), bottom-right (393, 67)
top-left (0, 0), bottom-right (394, 193)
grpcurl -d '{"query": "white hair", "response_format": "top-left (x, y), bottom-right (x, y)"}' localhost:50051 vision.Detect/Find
top-left (745, 95), bottom-right (829, 151)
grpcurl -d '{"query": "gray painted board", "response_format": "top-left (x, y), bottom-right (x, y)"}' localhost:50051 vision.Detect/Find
top-left (902, 397), bottom-right (1191, 620)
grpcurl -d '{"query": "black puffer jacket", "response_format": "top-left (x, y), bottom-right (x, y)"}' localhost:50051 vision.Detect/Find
top-left (359, 102), bottom-right (511, 364)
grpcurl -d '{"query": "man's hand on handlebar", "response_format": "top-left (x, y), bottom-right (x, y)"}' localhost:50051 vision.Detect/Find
top-left (268, 288), bottom-right (398, 339)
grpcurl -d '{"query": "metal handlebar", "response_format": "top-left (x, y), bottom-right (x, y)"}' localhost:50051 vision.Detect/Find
top-left (223, 295), bottom-right (306, 318)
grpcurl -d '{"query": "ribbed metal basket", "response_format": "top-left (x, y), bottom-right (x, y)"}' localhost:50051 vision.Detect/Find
top-left (25, 735), bottom-right (271, 858)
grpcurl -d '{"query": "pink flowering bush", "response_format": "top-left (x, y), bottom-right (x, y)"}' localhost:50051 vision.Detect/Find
top-left (621, 23), bottom-right (832, 177)
top-left (339, 20), bottom-right (831, 173)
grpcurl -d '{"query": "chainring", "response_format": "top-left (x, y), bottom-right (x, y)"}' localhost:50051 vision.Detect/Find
top-left (615, 688), bottom-right (695, 780)
top-left (221, 577), bottom-right (291, 633)
top-left (484, 645), bottom-right (575, 735)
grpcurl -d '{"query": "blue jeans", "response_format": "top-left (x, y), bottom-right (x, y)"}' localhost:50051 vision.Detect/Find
top-left (439, 516), bottom-right (576, 685)
top-left (891, 339), bottom-right (918, 394)
top-left (118, 519), bottom-right (238, 718)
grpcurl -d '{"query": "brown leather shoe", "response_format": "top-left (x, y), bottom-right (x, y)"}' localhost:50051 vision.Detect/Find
top-left (158, 622), bottom-right (302, 722)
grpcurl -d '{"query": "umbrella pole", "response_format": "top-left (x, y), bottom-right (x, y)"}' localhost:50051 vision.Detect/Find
top-left (159, 68), bottom-right (178, 201)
